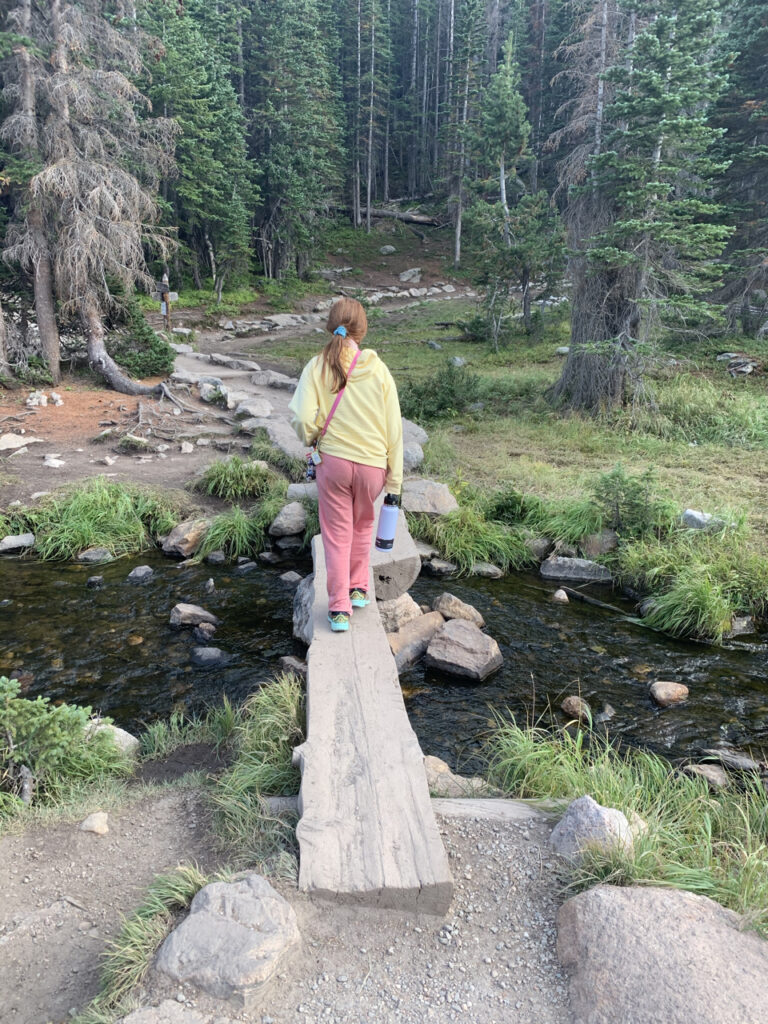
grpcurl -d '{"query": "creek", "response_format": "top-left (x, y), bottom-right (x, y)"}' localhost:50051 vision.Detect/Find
top-left (1, 554), bottom-right (767, 773)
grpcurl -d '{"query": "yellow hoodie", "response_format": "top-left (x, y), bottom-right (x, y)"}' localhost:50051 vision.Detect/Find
top-left (289, 346), bottom-right (403, 494)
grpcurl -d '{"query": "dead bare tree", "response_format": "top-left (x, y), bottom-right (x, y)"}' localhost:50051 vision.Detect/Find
top-left (2, 0), bottom-right (176, 395)
top-left (0, 296), bottom-right (8, 375)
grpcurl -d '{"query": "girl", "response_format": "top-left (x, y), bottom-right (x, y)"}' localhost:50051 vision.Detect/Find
top-left (289, 297), bottom-right (403, 632)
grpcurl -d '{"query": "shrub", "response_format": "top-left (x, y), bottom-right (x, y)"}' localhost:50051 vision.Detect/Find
top-left (590, 465), bottom-right (678, 539)
top-left (107, 296), bottom-right (175, 378)
top-left (407, 505), bottom-right (536, 575)
top-left (0, 676), bottom-right (128, 812)
top-left (398, 361), bottom-right (483, 422)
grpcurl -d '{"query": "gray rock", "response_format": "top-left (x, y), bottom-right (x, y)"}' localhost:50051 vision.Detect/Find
top-left (205, 550), bottom-right (227, 566)
top-left (414, 539), bottom-right (440, 561)
top-left (286, 481), bottom-right (319, 503)
top-left (194, 622), bottom-right (217, 642)
top-left (279, 570), bottom-right (303, 587)
top-left (388, 611), bottom-right (445, 673)
top-left (650, 680), bottom-right (689, 706)
top-left (682, 508), bottom-right (727, 531)
top-left (380, 245), bottom-right (396, 255)
top-left (77, 547), bottom-right (114, 564)
top-left (86, 575), bottom-right (104, 589)
top-left (169, 342), bottom-right (194, 354)
top-left (409, 286), bottom-right (428, 297)
top-left (120, 1000), bottom-right (238, 1024)
top-left (377, 592), bottom-right (423, 633)
top-left (293, 574), bottom-right (316, 645)
top-left (540, 555), bottom-right (612, 583)
top-left (153, 874), bottom-right (300, 1009)
top-left (87, 721), bottom-right (140, 757)
top-left (562, 695), bottom-right (591, 721)
top-left (700, 747), bottom-right (764, 774)
top-left (557, 885), bottom-right (768, 1024)
top-left (401, 478), bottom-right (458, 515)
top-left (0, 533), bottom-right (35, 554)
top-left (233, 561), bottom-right (258, 575)
top-left (432, 592), bottom-right (484, 627)
top-left (191, 646), bottom-right (225, 667)
top-left (580, 528), bottom-right (618, 558)
top-left (258, 550), bottom-right (283, 566)
top-left (274, 534), bottom-right (304, 554)
top-left (170, 603), bottom-right (220, 628)
top-left (450, 356), bottom-right (466, 367)
top-left (234, 397), bottom-right (273, 420)
top-left (279, 655), bottom-right (307, 680)
top-left (402, 418), bottom-right (429, 446)
top-left (172, 327), bottom-right (192, 337)
top-left (725, 614), bottom-right (756, 637)
top-left (470, 561), bottom-right (504, 579)
top-left (683, 763), bottom-right (729, 789)
top-left (399, 267), bottom-right (422, 283)
top-left (550, 794), bottom-right (633, 864)
top-left (209, 353), bottom-right (261, 371)
top-left (162, 519), bottom-right (211, 559)
top-left (427, 341), bottom-right (443, 351)
top-left (555, 345), bottom-right (570, 355)
top-left (198, 381), bottom-right (224, 403)
top-left (421, 558), bottom-right (458, 577)
top-left (425, 618), bottom-right (502, 682)
top-left (250, 369), bottom-right (299, 390)
top-left (595, 703), bottom-right (616, 723)
top-left (424, 755), bottom-right (488, 798)
top-left (127, 565), bottom-right (154, 584)
top-left (269, 501), bottom-right (307, 538)
top-left (402, 441), bottom-right (424, 473)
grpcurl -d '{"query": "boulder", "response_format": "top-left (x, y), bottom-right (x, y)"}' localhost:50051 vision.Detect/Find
top-left (269, 501), bottom-right (307, 538)
top-left (77, 547), bottom-right (114, 564)
top-left (540, 555), bottom-right (612, 583)
top-left (162, 519), bottom-right (211, 559)
top-left (191, 646), bottom-right (225, 667)
top-left (0, 533), bottom-right (35, 554)
top-left (380, 245), bottom-right (396, 255)
top-left (87, 721), bottom-right (140, 758)
top-left (557, 885), bottom-right (768, 1024)
top-left (424, 755), bottom-right (487, 798)
top-left (287, 481), bottom-right (319, 503)
top-left (234, 397), bottom-right (273, 420)
top-left (580, 528), bottom-right (618, 558)
top-left (0, 433), bottom-right (44, 451)
top-left (250, 369), bottom-right (299, 390)
top-left (293, 574), bottom-right (315, 645)
top-left (127, 565), bottom-right (154, 584)
top-left (699, 747), bottom-right (764, 774)
top-left (205, 550), bottom-right (227, 565)
top-left (650, 680), bottom-right (689, 706)
top-left (279, 655), bottom-right (307, 680)
top-left (683, 763), bottom-right (729, 789)
top-left (153, 874), bottom-right (300, 1009)
top-left (425, 619), bottom-right (503, 682)
top-left (561, 695), bottom-right (591, 722)
top-left (402, 441), bottom-right (424, 473)
top-left (194, 622), bottom-right (217, 642)
top-left (170, 603), bottom-right (220, 628)
top-left (387, 611), bottom-right (445, 673)
top-left (552, 588), bottom-right (569, 603)
top-left (524, 536), bottom-right (554, 561)
top-left (399, 267), bottom-right (422, 283)
top-left (421, 557), bottom-right (458, 577)
top-left (431, 592), bottom-right (484, 627)
top-left (274, 535), bottom-right (304, 554)
top-left (402, 418), bottom-right (429, 446)
top-left (279, 570), bottom-right (303, 588)
top-left (377, 592), bottom-right (423, 633)
top-left (682, 508), bottom-right (727, 531)
top-left (402, 479), bottom-right (458, 515)
top-left (120, 1001), bottom-right (237, 1024)
top-left (414, 539), bottom-right (440, 561)
top-left (549, 794), bottom-right (634, 864)
top-left (470, 561), bottom-right (504, 579)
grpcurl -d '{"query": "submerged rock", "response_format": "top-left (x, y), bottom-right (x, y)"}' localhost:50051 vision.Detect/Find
top-left (650, 680), bottom-right (689, 706)
top-left (540, 555), bottom-right (612, 583)
top-left (127, 565), bottom-right (154, 584)
top-left (170, 603), bottom-right (219, 628)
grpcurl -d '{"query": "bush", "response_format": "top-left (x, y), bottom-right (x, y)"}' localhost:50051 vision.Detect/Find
top-left (590, 464), bottom-right (678, 539)
top-left (107, 296), bottom-right (175, 378)
top-left (408, 505), bottom-right (537, 575)
top-left (0, 676), bottom-right (128, 812)
top-left (398, 361), bottom-right (483, 422)
top-left (192, 456), bottom-right (282, 502)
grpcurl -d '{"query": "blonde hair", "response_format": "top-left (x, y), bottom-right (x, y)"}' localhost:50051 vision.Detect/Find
top-left (322, 298), bottom-right (368, 393)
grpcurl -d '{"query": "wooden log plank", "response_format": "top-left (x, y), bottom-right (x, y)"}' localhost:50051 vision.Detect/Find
top-left (292, 536), bottom-right (453, 914)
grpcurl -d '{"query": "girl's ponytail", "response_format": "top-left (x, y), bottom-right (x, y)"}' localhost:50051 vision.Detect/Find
top-left (323, 298), bottom-right (367, 393)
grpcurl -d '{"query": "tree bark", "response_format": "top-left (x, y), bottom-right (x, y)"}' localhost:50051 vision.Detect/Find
top-left (30, 210), bottom-right (61, 384)
top-left (82, 295), bottom-right (160, 396)
top-left (0, 296), bottom-right (9, 375)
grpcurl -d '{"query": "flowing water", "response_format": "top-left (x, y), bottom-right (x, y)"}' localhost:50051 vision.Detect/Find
top-left (2, 555), bottom-right (767, 772)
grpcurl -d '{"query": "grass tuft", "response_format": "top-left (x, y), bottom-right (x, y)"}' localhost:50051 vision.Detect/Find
top-left (250, 431), bottom-right (307, 482)
top-left (486, 718), bottom-right (768, 934)
top-left (407, 505), bottom-right (537, 575)
top-left (192, 456), bottom-right (281, 502)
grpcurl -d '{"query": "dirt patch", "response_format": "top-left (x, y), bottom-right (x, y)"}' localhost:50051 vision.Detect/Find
top-left (0, 788), bottom-right (225, 1024)
top-left (134, 745), bottom-right (230, 786)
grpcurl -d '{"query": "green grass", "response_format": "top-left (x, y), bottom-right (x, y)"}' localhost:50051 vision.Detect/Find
top-left (192, 456), bottom-right (281, 502)
top-left (249, 431), bottom-right (307, 481)
top-left (194, 476), bottom-right (290, 562)
top-left (211, 673), bottom-right (304, 869)
top-left (486, 719), bottom-right (768, 934)
top-left (408, 505), bottom-right (537, 575)
top-left (0, 478), bottom-right (189, 561)
top-left (139, 698), bottom-right (238, 760)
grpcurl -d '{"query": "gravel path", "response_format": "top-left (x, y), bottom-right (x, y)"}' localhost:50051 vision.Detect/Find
top-left (146, 809), bottom-right (573, 1024)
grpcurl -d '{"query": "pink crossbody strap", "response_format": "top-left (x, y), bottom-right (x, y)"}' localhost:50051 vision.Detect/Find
top-left (320, 349), bottom-right (360, 438)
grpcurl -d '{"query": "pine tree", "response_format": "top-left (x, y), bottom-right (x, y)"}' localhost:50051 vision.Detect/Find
top-left (551, 0), bottom-right (733, 412)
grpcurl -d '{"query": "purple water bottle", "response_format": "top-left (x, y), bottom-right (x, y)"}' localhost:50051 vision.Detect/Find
top-left (375, 493), bottom-right (400, 550)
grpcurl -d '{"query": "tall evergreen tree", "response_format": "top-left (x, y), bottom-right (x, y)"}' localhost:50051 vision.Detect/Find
top-left (551, 0), bottom-right (733, 411)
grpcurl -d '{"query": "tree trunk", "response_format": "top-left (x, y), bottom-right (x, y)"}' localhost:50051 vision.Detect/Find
top-left (366, 8), bottom-right (376, 233)
top-left (0, 296), bottom-right (9, 375)
top-left (522, 265), bottom-right (532, 331)
top-left (29, 208), bottom-right (61, 384)
top-left (82, 295), bottom-right (160, 396)
top-left (499, 154), bottom-right (511, 247)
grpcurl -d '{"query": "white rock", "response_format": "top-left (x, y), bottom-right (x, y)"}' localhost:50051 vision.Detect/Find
top-left (80, 811), bottom-right (109, 835)
top-left (401, 478), bottom-right (458, 515)
top-left (0, 533), bottom-right (35, 554)
top-left (0, 434), bottom-right (43, 451)
top-left (180, 442), bottom-right (194, 454)
top-left (377, 592), bottom-right (423, 633)
top-left (550, 794), bottom-right (634, 864)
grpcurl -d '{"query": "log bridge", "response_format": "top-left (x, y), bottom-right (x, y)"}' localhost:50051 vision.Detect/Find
top-left (292, 510), bottom-right (454, 914)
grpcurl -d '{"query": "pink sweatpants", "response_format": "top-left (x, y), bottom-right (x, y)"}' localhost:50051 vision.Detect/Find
top-left (315, 452), bottom-right (387, 614)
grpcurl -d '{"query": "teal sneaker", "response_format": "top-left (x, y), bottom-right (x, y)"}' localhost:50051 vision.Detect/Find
top-left (328, 611), bottom-right (350, 632)
top-left (349, 588), bottom-right (370, 608)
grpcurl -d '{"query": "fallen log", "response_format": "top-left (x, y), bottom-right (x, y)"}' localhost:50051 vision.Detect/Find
top-left (334, 206), bottom-right (439, 226)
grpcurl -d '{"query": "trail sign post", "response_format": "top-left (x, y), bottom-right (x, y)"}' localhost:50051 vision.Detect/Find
top-left (151, 273), bottom-right (179, 333)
